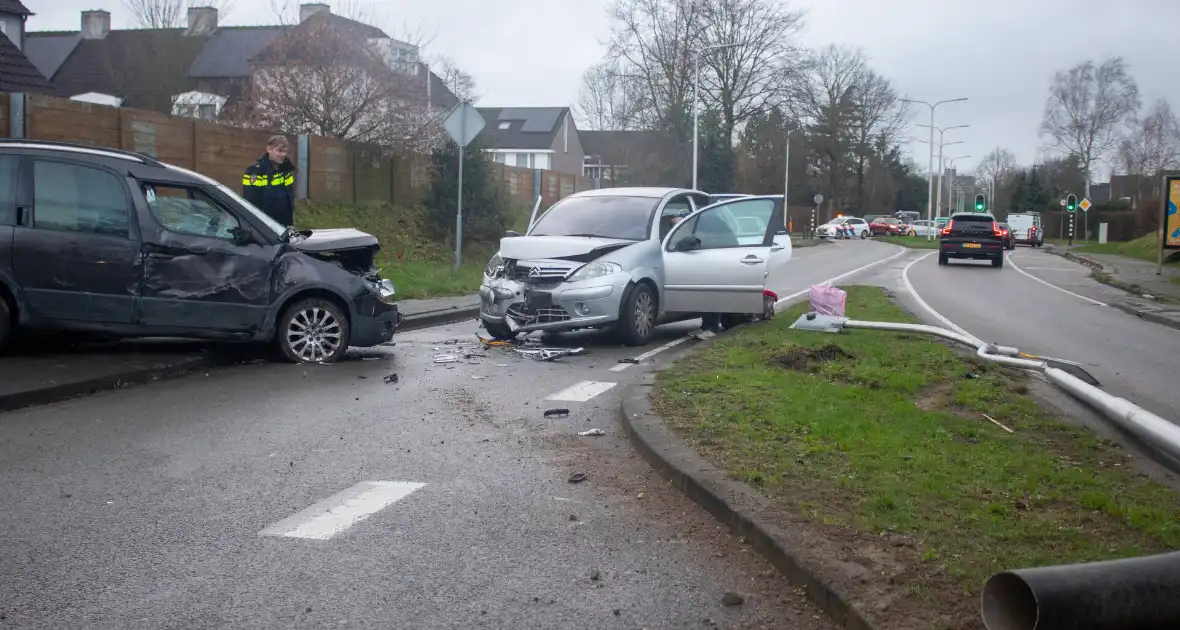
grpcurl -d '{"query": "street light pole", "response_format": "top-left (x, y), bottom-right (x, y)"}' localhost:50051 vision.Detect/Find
top-left (945, 155), bottom-right (970, 213)
top-left (902, 98), bottom-right (967, 239)
top-left (918, 124), bottom-right (967, 228)
top-left (784, 127), bottom-right (794, 229)
top-left (692, 43), bottom-right (738, 191)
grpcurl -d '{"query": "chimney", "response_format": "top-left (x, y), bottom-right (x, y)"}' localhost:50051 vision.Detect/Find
top-left (299, 3), bottom-right (330, 22)
top-left (80, 10), bottom-right (110, 40)
top-left (186, 7), bottom-right (218, 36)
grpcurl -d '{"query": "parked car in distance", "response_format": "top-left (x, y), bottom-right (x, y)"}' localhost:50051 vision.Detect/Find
top-left (479, 188), bottom-right (790, 345)
top-left (894, 210), bottom-right (921, 225)
top-left (1006, 212), bottom-right (1044, 247)
top-left (0, 139), bottom-right (401, 363)
top-left (997, 222), bottom-right (1016, 250)
top-left (908, 219), bottom-right (937, 237)
top-left (817, 217), bottom-right (869, 239)
top-left (869, 217), bottom-right (904, 236)
top-left (938, 212), bottom-right (1005, 268)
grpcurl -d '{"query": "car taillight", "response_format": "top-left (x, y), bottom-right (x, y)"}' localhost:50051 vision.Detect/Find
top-left (941, 220), bottom-right (953, 236)
top-left (992, 221), bottom-right (1003, 238)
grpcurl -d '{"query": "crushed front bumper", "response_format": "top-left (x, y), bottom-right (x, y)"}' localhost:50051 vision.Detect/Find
top-left (479, 273), bottom-right (629, 334)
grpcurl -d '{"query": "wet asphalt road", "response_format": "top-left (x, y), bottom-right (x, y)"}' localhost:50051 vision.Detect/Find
top-left (900, 246), bottom-right (1180, 424)
top-left (0, 240), bottom-right (903, 630)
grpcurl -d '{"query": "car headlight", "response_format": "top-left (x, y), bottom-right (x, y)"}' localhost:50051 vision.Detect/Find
top-left (484, 253), bottom-right (505, 278)
top-left (567, 261), bottom-right (622, 281)
top-left (366, 277), bottom-right (396, 303)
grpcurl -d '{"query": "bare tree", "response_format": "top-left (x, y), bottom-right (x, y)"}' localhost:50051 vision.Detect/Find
top-left (433, 55), bottom-right (477, 102)
top-left (1117, 98), bottom-right (1180, 179)
top-left (605, 0), bottom-right (702, 130)
top-left (1040, 56), bottom-right (1140, 197)
top-left (123, 0), bottom-right (234, 28)
top-left (845, 68), bottom-right (907, 211)
top-left (696, 0), bottom-right (806, 141)
top-left (574, 60), bottom-right (641, 130)
top-left (242, 19), bottom-right (437, 151)
top-left (976, 147), bottom-right (1018, 212)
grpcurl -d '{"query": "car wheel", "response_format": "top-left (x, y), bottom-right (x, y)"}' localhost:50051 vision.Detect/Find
top-left (617, 282), bottom-right (657, 346)
top-left (938, 254), bottom-right (949, 266)
top-left (860, 230), bottom-right (868, 239)
top-left (483, 320), bottom-right (516, 340)
top-left (992, 256), bottom-right (1004, 268)
top-left (277, 297), bottom-right (351, 364)
top-left (0, 297), bottom-right (11, 356)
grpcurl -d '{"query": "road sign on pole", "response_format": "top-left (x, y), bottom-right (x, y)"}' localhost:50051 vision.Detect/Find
top-left (1079, 198), bottom-right (1092, 212)
top-left (442, 102), bottom-right (486, 270)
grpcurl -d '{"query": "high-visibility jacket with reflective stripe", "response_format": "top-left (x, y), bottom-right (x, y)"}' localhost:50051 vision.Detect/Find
top-left (242, 154), bottom-right (296, 227)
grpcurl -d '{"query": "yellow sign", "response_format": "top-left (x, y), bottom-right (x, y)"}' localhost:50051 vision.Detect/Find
top-left (1079, 198), bottom-right (1092, 211)
top-left (1167, 180), bottom-right (1180, 249)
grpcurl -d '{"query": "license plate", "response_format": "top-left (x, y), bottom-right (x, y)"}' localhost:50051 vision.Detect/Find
top-left (963, 243), bottom-right (981, 249)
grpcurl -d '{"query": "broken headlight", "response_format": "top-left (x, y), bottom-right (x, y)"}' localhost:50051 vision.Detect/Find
top-left (567, 261), bottom-right (622, 281)
top-left (484, 253), bottom-right (505, 279)
top-left (365, 277), bottom-right (396, 302)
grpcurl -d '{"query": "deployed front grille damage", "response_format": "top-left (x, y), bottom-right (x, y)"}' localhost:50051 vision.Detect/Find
top-left (505, 259), bottom-right (579, 281)
top-left (507, 304), bottom-right (571, 326)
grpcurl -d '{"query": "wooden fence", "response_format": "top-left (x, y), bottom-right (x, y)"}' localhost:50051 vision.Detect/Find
top-left (1, 92), bottom-right (595, 208)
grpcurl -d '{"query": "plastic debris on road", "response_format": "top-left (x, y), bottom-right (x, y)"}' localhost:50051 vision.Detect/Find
top-left (544, 408), bottom-right (570, 418)
top-left (383, 373), bottom-right (399, 383)
top-left (515, 347), bottom-right (583, 361)
top-left (567, 472), bottom-right (587, 483)
top-left (578, 428), bottom-right (606, 436)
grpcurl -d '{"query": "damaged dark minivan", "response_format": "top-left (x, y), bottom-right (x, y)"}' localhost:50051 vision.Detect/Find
top-left (0, 140), bottom-right (401, 363)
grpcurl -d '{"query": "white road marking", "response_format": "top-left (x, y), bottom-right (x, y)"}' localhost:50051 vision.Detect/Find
top-left (901, 251), bottom-right (982, 344)
top-left (545, 380), bottom-right (618, 401)
top-left (610, 335), bottom-right (693, 372)
top-left (1006, 252), bottom-right (1108, 307)
top-left (258, 481), bottom-right (425, 540)
top-left (775, 245), bottom-right (908, 305)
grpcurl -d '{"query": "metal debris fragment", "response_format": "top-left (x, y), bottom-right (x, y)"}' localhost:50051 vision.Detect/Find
top-left (617, 358), bottom-right (640, 364)
top-left (578, 428), bottom-right (606, 436)
top-left (433, 354), bottom-right (461, 364)
top-left (544, 408), bottom-right (570, 418)
top-left (383, 373), bottom-right (399, 384)
top-left (567, 472), bottom-right (587, 483)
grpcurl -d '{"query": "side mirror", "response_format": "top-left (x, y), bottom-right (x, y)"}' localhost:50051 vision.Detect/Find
top-left (673, 235), bottom-right (701, 252)
top-left (504, 230), bottom-right (521, 237)
top-left (230, 227), bottom-right (254, 245)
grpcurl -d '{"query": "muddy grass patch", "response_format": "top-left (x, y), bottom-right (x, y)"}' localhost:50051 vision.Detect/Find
top-left (653, 286), bottom-right (1180, 629)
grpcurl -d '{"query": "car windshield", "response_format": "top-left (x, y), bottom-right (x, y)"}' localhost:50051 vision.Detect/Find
top-left (529, 195), bottom-right (660, 240)
top-left (163, 163), bottom-right (287, 239)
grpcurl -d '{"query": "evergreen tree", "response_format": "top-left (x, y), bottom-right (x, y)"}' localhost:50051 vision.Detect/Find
top-left (697, 109), bottom-right (735, 193)
top-left (426, 136), bottom-right (507, 245)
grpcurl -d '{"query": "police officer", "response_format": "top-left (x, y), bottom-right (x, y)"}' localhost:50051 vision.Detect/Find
top-left (242, 135), bottom-right (297, 227)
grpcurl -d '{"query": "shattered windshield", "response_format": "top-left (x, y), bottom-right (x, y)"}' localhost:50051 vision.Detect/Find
top-left (529, 196), bottom-right (660, 240)
top-left (163, 163), bottom-right (287, 239)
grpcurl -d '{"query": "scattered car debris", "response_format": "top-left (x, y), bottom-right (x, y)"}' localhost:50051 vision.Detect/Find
top-left (471, 375), bottom-right (487, 380)
top-left (544, 408), bottom-right (570, 418)
top-left (721, 592), bottom-right (745, 606)
top-left (383, 373), bottom-right (399, 384)
top-left (434, 355), bottom-right (461, 364)
top-left (617, 358), bottom-right (640, 364)
top-left (567, 472), bottom-right (587, 483)
top-left (578, 428), bottom-right (606, 436)
top-left (590, 568), bottom-right (601, 581)
top-left (982, 413), bottom-right (1014, 433)
top-left (515, 347), bottom-right (583, 361)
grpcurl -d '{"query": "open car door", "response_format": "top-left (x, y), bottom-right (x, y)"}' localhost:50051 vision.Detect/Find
top-left (661, 196), bottom-right (783, 314)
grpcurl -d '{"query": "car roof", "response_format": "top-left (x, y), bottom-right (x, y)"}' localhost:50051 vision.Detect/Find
top-left (569, 187), bottom-right (700, 199)
top-left (950, 212), bottom-right (995, 219)
top-left (0, 139), bottom-right (206, 186)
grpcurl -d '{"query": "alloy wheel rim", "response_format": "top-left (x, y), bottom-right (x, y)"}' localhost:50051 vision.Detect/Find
top-left (633, 291), bottom-right (654, 336)
top-left (286, 306), bottom-right (342, 362)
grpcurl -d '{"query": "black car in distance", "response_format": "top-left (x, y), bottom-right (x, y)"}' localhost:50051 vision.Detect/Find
top-left (0, 140), bottom-right (401, 363)
top-left (997, 222), bottom-right (1016, 250)
top-left (938, 212), bottom-right (1006, 268)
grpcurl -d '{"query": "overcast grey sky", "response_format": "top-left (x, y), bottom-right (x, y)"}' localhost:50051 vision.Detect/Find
top-left (30, 0), bottom-right (1180, 175)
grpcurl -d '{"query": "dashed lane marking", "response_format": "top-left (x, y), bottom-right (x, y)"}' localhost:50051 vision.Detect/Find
top-left (545, 380), bottom-right (618, 401)
top-left (610, 336), bottom-right (692, 372)
top-left (259, 481), bottom-right (426, 540)
top-left (1006, 252), bottom-right (1108, 307)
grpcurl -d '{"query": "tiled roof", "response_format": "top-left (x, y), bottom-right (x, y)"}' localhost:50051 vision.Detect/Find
top-left (0, 32), bottom-right (50, 92)
top-left (0, 0), bottom-right (32, 16)
top-left (24, 32), bottom-right (81, 80)
top-left (45, 29), bottom-right (208, 110)
top-left (187, 26), bottom-right (284, 78)
top-left (475, 107), bottom-right (569, 150)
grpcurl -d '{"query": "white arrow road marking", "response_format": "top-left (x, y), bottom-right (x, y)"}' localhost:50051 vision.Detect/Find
top-left (259, 481), bottom-right (425, 540)
top-left (545, 380), bottom-right (618, 401)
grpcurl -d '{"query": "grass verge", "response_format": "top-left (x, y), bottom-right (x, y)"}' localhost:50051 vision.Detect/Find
top-left (1073, 231), bottom-right (1179, 266)
top-left (872, 235), bottom-right (939, 249)
top-left (653, 286), bottom-right (1180, 627)
top-left (296, 202), bottom-right (526, 299)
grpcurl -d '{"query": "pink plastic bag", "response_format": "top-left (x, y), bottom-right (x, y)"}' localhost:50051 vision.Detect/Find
top-left (809, 285), bottom-right (847, 316)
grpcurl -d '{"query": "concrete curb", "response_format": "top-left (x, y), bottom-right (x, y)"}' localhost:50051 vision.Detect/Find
top-left (0, 356), bottom-right (214, 413)
top-left (618, 377), bottom-right (875, 630)
top-left (398, 304), bottom-right (480, 332)
top-left (1044, 247), bottom-right (1180, 331)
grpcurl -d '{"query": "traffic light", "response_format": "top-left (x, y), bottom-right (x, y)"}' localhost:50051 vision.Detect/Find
top-left (1066, 194), bottom-right (1077, 212)
top-left (974, 193), bottom-right (985, 212)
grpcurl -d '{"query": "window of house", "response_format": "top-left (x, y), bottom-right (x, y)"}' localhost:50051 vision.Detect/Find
top-left (493, 153), bottom-right (506, 164)
top-left (33, 161), bottom-right (130, 238)
top-left (498, 122), bottom-right (511, 130)
top-left (516, 153), bottom-right (531, 168)
top-left (142, 184), bottom-right (240, 240)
